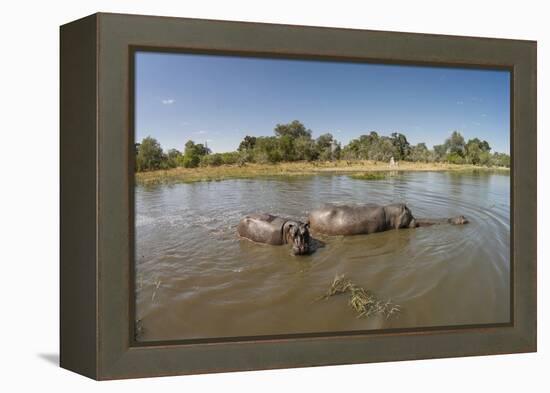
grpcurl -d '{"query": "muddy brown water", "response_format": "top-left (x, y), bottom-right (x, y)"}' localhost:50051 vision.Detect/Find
top-left (135, 171), bottom-right (510, 341)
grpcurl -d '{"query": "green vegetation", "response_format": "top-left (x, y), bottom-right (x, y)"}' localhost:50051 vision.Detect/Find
top-left (135, 137), bottom-right (166, 172)
top-left (348, 172), bottom-right (387, 181)
top-left (135, 120), bottom-right (511, 175)
top-left (135, 160), bottom-right (509, 186)
top-left (182, 140), bottom-right (210, 168)
top-left (340, 129), bottom-right (509, 166)
top-left (318, 275), bottom-right (401, 319)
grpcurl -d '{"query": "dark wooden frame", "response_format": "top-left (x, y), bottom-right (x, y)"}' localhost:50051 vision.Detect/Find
top-left (60, 12), bottom-right (537, 380)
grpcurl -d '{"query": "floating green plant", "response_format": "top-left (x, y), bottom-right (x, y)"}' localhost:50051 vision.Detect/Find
top-left (318, 275), bottom-right (401, 319)
top-left (348, 172), bottom-right (387, 181)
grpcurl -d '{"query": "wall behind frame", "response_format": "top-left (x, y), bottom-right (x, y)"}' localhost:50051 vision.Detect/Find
top-left (0, 0), bottom-right (546, 391)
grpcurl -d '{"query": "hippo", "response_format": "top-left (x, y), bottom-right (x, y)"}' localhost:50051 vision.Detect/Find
top-left (237, 213), bottom-right (311, 255)
top-left (308, 203), bottom-right (468, 236)
top-left (415, 216), bottom-right (469, 227)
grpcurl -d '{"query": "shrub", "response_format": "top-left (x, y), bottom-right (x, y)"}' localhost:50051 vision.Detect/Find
top-left (447, 152), bottom-right (465, 165)
top-left (200, 153), bottom-right (223, 167)
top-left (220, 152), bottom-right (240, 165)
top-left (135, 136), bottom-right (164, 171)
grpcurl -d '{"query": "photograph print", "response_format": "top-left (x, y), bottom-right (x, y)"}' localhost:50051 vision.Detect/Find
top-left (133, 51), bottom-right (511, 342)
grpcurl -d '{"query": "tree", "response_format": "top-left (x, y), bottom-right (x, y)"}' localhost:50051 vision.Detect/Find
top-left (194, 143), bottom-right (211, 156)
top-left (358, 132), bottom-right (380, 160)
top-left (200, 153), bottom-right (223, 167)
top-left (465, 138), bottom-right (493, 165)
top-left (480, 140), bottom-right (491, 152)
top-left (253, 137), bottom-right (282, 163)
top-left (390, 132), bottom-right (410, 160)
top-left (332, 141), bottom-right (342, 160)
top-left (375, 137), bottom-right (396, 161)
top-left (409, 143), bottom-right (432, 162)
top-left (237, 136), bottom-right (257, 162)
top-left (238, 135), bottom-right (257, 151)
top-left (274, 120), bottom-right (312, 139)
top-left (277, 135), bottom-right (295, 161)
top-left (135, 136), bottom-right (164, 171)
top-left (137, 123), bottom-right (505, 171)
top-left (491, 152), bottom-right (510, 167)
top-left (316, 133), bottom-right (336, 161)
top-left (294, 136), bottom-right (318, 161)
top-left (447, 152), bottom-right (465, 165)
top-left (446, 131), bottom-right (466, 157)
top-left (479, 151), bottom-right (492, 166)
top-left (341, 131), bottom-right (396, 161)
top-left (166, 148), bottom-right (183, 168)
top-left (433, 144), bottom-right (447, 162)
top-left (341, 137), bottom-right (362, 160)
top-left (182, 140), bottom-right (209, 168)
top-left (364, 131), bottom-right (380, 145)
top-left (465, 139), bottom-right (482, 164)
top-left (316, 133), bottom-right (333, 148)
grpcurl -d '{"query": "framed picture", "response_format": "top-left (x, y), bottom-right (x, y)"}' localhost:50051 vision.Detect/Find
top-left (60, 12), bottom-right (536, 380)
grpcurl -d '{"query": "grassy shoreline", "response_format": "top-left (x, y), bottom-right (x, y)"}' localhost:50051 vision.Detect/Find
top-left (135, 160), bottom-right (509, 186)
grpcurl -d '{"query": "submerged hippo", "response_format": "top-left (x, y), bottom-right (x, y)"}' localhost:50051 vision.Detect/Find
top-left (237, 213), bottom-right (311, 255)
top-left (308, 203), bottom-right (468, 236)
top-left (416, 216), bottom-right (469, 227)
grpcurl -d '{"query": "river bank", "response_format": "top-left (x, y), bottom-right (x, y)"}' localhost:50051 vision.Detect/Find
top-left (135, 160), bottom-right (509, 185)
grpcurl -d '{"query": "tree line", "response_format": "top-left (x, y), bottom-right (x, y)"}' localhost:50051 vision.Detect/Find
top-left (135, 120), bottom-right (510, 171)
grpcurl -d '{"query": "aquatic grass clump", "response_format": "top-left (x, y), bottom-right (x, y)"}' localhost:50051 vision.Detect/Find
top-left (320, 274), bottom-right (355, 297)
top-left (348, 172), bottom-right (387, 181)
top-left (318, 275), bottom-right (401, 319)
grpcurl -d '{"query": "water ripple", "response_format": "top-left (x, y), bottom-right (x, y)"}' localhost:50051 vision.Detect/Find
top-left (135, 172), bottom-right (510, 341)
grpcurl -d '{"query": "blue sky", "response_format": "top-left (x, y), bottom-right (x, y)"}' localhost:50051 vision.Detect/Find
top-left (135, 51), bottom-right (510, 154)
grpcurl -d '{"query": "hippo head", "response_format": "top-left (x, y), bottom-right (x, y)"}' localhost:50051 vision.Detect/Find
top-left (448, 215), bottom-right (469, 225)
top-left (386, 204), bottom-right (417, 229)
top-left (401, 205), bottom-right (417, 228)
top-left (285, 221), bottom-right (311, 256)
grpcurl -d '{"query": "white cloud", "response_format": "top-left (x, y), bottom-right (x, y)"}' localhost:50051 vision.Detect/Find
top-left (194, 130), bottom-right (208, 135)
top-left (161, 99), bottom-right (175, 105)
top-left (456, 100), bottom-right (464, 105)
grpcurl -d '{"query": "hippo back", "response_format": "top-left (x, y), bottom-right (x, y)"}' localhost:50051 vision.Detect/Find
top-left (308, 204), bottom-right (386, 235)
top-left (237, 213), bottom-right (287, 245)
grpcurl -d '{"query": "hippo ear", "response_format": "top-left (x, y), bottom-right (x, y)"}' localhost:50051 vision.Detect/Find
top-left (396, 206), bottom-right (408, 229)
